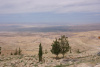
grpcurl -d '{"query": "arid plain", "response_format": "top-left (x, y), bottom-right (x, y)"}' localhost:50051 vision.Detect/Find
top-left (0, 24), bottom-right (100, 67)
top-left (0, 30), bottom-right (100, 67)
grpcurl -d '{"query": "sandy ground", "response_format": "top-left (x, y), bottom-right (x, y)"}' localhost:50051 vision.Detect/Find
top-left (0, 31), bottom-right (100, 55)
top-left (0, 31), bottom-right (100, 67)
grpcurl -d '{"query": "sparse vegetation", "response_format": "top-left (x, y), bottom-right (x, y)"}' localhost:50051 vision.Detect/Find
top-left (76, 49), bottom-right (81, 53)
top-left (59, 35), bottom-right (70, 58)
top-left (45, 49), bottom-right (48, 54)
top-left (51, 39), bottom-right (61, 58)
top-left (38, 43), bottom-right (43, 62)
top-left (14, 47), bottom-right (22, 55)
top-left (0, 47), bottom-right (1, 55)
top-left (69, 46), bottom-right (72, 53)
top-left (11, 52), bottom-right (13, 55)
top-left (51, 35), bottom-right (70, 58)
top-left (14, 48), bottom-right (18, 55)
top-left (0, 31), bottom-right (100, 67)
top-left (18, 47), bottom-right (22, 55)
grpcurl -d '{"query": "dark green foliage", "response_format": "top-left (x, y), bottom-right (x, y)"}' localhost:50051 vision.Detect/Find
top-left (14, 48), bottom-right (18, 55)
top-left (51, 39), bottom-right (61, 58)
top-left (14, 47), bottom-right (22, 55)
top-left (38, 43), bottom-right (43, 62)
top-left (51, 35), bottom-right (70, 58)
top-left (59, 35), bottom-right (70, 58)
top-left (18, 47), bottom-right (22, 55)
top-left (0, 47), bottom-right (1, 55)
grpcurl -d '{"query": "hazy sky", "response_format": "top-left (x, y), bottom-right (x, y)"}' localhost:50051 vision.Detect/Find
top-left (0, 0), bottom-right (100, 25)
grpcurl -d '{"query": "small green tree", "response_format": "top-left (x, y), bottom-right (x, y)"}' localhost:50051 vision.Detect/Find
top-left (59, 35), bottom-right (70, 58)
top-left (18, 47), bottom-right (22, 55)
top-left (0, 47), bottom-right (1, 55)
top-left (14, 48), bottom-right (18, 55)
top-left (38, 43), bottom-right (43, 62)
top-left (51, 39), bottom-right (61, 58)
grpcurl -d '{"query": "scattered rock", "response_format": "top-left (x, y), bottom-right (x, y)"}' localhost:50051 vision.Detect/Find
top-left (77, 63), bottom-right (91, 67)
top-left (97, 52), bottom-right (100, 56)
top-left (95, 64), bottom-right (100, 67)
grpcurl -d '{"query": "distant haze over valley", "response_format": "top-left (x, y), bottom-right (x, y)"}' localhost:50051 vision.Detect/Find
top-left (0, 23), bottom-right (100, 32)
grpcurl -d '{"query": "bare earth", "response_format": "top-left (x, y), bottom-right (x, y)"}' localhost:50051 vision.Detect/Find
top-left (0, 31), bottom-right (100, 67)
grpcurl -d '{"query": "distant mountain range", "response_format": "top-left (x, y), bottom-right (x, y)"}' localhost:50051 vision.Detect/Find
top-left (0, 23), bottom-right (100, 32)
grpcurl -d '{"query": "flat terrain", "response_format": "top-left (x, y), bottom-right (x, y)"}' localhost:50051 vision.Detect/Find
top-left (0, 30), bottom-right (100, 67)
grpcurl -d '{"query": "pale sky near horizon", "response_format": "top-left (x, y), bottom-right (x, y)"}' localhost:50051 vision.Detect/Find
top-left (0, 0), bottom-right (100, 25)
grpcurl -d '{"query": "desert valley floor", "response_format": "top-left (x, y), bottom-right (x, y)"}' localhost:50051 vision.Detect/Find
top-left (0, 31), bottom-right (100, 67)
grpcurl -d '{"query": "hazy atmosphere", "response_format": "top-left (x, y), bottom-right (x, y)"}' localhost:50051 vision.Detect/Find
top-left (0, 0), bottom-right (100, 25)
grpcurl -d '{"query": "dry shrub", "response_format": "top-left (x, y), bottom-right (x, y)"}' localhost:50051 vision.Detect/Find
top-left (98, 36), bottom-right (100, 39)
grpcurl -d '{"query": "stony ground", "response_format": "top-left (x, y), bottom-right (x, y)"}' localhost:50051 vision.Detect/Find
top-left (0, 55), bottom-right (64, 67)
top-left (0, 53), bottom-right (100, 67)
